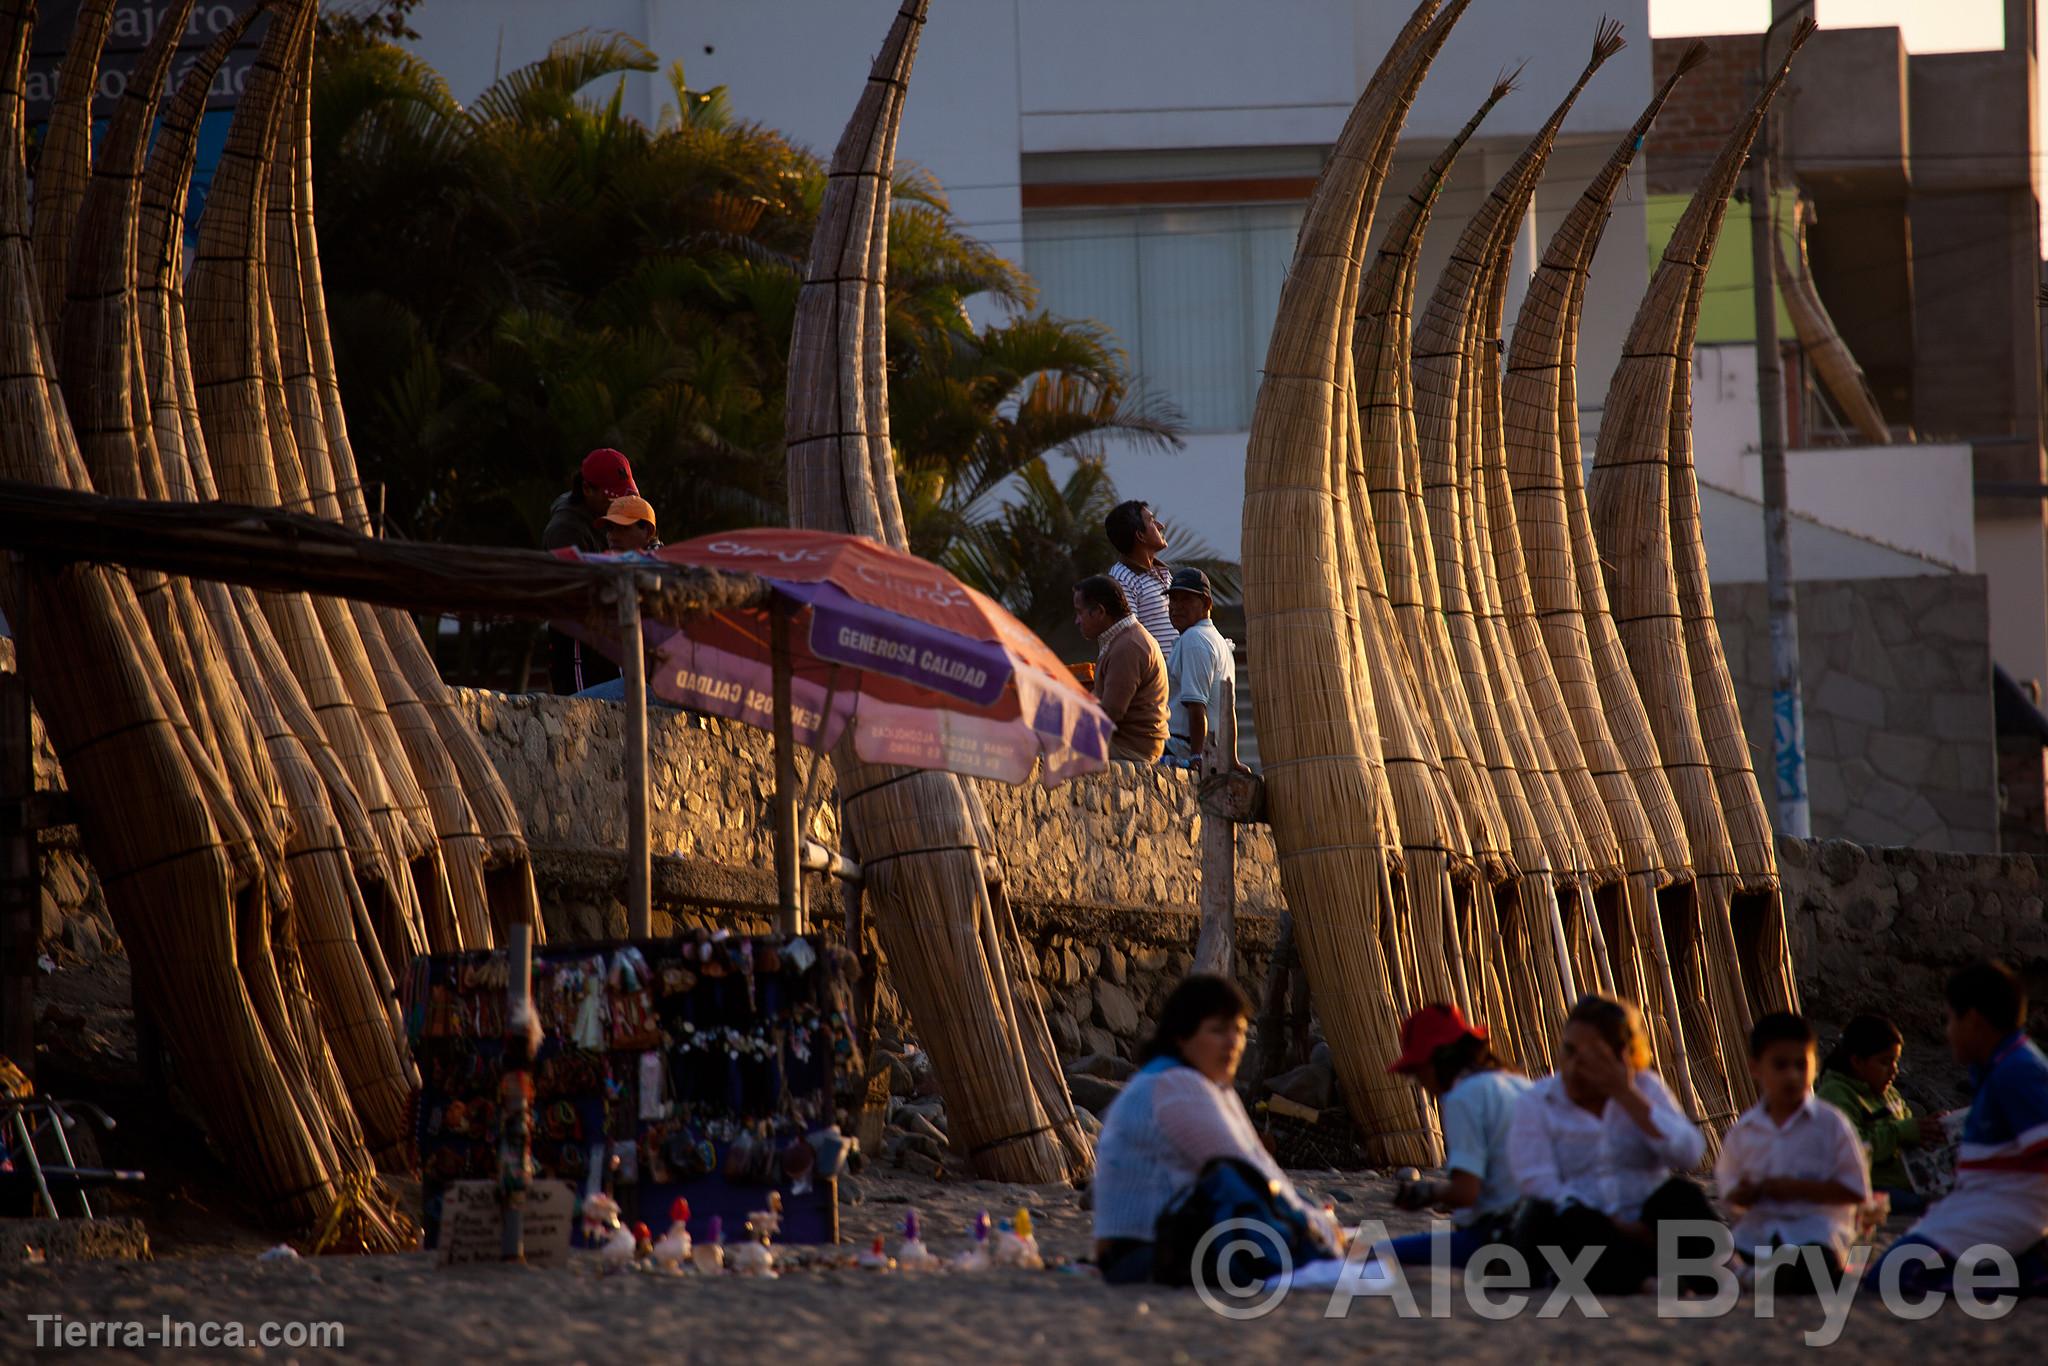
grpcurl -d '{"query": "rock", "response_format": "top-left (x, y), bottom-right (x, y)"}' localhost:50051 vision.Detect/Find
top-left (62, 916), bottom-right (101, 961)
top-left (881, 1052), bottom-right (915, 1097)
top-left (1131, 946), bottom-right (1170, 973)
top-left (1092, 979), bottom-right (1140, 1036)
top-left (37, 887), bottom-right (62, 946)
top-left (1074, 1108), bottom-right (1103, 1139)
top-left (1066, 1052), bottom-right (1138, 1083)
top-left (1264, 1060), bottom-right (1333, 1111)
top-left (1101, 945), bottom-right (1127, 984)
top-left (1067, 1073), bottom-right (1125, 1117)
top-left (1045, 1007), bottom-right (1082, 1057)
top-left (1081, 1024), bottom-right (1122, 1060)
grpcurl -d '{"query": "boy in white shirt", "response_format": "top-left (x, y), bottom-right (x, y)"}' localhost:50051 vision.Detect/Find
top-left (1717, 1011), bottom-right (1871, 1296)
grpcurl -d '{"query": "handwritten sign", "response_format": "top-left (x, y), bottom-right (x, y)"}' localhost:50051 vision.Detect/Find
top-left (437, 1180), bottom-right (576, 1267)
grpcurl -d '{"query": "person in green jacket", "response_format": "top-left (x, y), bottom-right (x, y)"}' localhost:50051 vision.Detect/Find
top-left (1815, 1014), bottom-right (1945, 1212)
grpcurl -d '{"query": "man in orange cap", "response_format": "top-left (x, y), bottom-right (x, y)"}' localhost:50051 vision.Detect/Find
top-left (597, 495), bottom-right (660, 554)
top-left (545, 448), bottom-right (639, 692)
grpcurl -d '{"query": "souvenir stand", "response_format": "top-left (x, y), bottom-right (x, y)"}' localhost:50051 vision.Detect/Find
top-left (409, 931), bottom-right (853, 1250)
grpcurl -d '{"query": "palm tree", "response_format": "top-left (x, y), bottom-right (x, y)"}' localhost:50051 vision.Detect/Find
top-left (312, 30), bottom-right (1226, 683)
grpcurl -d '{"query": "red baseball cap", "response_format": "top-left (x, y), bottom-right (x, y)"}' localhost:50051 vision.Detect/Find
top-left (580, 448), bottom-right (638, 500)
top-left (1387, 1003), bottom-right (1486, 1075)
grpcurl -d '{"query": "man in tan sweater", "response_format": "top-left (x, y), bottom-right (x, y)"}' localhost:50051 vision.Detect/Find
top-left (1074, 574), bottom-right (1167, 762)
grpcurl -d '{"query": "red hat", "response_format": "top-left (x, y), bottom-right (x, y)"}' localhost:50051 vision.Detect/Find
top-left (1387, 1003), bottom-right (1486, 1075)
top-left (580, 448), bottom-right (638, 500)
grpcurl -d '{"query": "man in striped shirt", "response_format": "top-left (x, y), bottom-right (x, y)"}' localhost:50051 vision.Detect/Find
top-left (1105, 499), bottom-right (1178, 654)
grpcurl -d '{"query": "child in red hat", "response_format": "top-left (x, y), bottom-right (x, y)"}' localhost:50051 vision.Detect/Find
top-left (1370, 1003), bottom-right (1531, 1268)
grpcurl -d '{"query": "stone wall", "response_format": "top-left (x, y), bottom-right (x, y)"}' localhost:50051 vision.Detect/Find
top-left (455, 690), bottom-right (1284, 922)
top-left (18, 673), bottom-right (2048, 1064)
top-left (1780, 836), bottom-right (2048, 1044)
top-left (1713, 574), bottom-right (1997, 852)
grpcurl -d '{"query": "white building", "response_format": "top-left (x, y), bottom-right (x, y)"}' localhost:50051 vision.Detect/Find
top-left (407, 0), bottom-right (1657, 560)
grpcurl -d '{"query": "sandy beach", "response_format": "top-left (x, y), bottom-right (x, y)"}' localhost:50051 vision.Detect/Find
top-left (4, 1167), bottom-right (2040, 1364)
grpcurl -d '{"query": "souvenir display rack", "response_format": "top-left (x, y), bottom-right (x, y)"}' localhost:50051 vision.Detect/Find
top-left (408, 932), bottom-right (853, 1247)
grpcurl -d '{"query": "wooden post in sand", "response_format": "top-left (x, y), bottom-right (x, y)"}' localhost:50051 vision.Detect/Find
top-left (1193, 675), bottom-right (1239, 978)
top-left (619, 576), bottom-right (651, 938)
top-left (0, 568), bottom-right (36, 1081)
top-left (500, 921), bottom-right (536, 1262)
top-left (770, 595), bottom-right (803, 936)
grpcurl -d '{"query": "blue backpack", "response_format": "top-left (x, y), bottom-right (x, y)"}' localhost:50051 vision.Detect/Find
top-left (1152, 1156), bottom-right (1324, 1288)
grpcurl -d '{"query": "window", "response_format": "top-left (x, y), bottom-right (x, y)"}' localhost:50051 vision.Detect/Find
top-left (1023, 202), bottom-right (1304, 433)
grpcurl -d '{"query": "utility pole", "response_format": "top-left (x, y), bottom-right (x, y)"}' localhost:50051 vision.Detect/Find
top-left (1751, 5), bottom-right (1811, 839)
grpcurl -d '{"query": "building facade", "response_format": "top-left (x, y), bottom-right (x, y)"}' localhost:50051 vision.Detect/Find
top-left (407, 0), bottom-right (1657, 561)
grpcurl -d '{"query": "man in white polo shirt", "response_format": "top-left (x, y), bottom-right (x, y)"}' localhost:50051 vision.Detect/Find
top-left (1163, 568), bottom-right (1234, 767)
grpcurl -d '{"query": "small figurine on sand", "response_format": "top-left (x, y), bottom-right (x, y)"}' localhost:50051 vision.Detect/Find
top-left (951, 1210), bottom-right (993, 1271)
top-left (895, 1209), bottom-right (938, 1271)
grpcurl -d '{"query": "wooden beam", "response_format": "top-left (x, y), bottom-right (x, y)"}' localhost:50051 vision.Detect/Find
top-left (0, 481), bottom-right (767, 629)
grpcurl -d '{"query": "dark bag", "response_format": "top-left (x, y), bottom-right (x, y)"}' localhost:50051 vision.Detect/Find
top-left (1152, 1156), bottom-right (1324, 1288)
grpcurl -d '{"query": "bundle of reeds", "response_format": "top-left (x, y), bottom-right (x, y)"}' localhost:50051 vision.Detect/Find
top-left (27, 0), bottom-right (109, 352)
top-left (1589, 23), bottom-right (1814, 1126)
top-left (1499, 45), bottom-right (1707, 1110)
top-left (122, 3), bottom-right (417, 1154)
top-left (1350, 84), bottom-right (1533, 1070)
top-left (1776, 198), bottom-right (1893, 447)
top-left (1408, 29), bottom-right (1625, 1063)
top-left (185, 3), bottom-right (444, 976)
top-left (1241, 0), bottom-right (1468, 1165)
top-left (783, 0), bottom-right (1089, 1184)
top-left (1, 0), bottom-right (541, 1225)
top-left (0, 0), bottom-right (358, 1225)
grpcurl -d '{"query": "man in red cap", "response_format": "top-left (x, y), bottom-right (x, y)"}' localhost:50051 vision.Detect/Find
top-left (544, 448), bottom-right (639, 555)
top-left (544, 448), bottom-right (638, 692)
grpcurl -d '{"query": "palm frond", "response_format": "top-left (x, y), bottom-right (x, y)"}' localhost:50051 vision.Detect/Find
top-left (469, 29), bottom-right (659, 128)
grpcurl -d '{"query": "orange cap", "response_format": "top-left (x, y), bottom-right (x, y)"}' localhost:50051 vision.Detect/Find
top-left (598, 494), bottom-right (656, 531)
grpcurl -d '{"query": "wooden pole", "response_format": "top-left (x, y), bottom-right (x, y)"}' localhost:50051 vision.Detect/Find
top-left (1755, 7), bottom-right (1811, 838)
top-left (1, 562), bottom-right (37, 1082)
top-left (619, 576), bottom-right (651, 938)
top-left (770, 595), bottom-right (802, 935)
top-left (1192, 674), bottom-right (1237, 978)
top-left (500, 921), bottom-right (535, 1263)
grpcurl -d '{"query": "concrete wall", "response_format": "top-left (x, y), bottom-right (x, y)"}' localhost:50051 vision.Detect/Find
top-left (1713, 574), bottom-right (1997, 851)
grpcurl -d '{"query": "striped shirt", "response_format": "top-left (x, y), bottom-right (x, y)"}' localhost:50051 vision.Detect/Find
top-left (1108, 560), bottom-right (1177, 654)
top-left (1911, 1031), bottom-right (2048, 1256)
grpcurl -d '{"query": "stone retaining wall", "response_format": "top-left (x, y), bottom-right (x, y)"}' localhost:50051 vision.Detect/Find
top-left (455, 690), bottom-right (1284, 922)
top-left (17, 679), bottom-right (2048, 1061)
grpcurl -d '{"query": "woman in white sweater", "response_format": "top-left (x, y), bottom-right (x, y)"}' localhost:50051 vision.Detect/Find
top-left (1092, 975), bottom-right (1337, 1284)
top-left (1507, 994), bottom-right (1715, 1294)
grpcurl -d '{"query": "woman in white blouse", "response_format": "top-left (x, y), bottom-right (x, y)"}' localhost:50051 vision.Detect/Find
top-left (1092, 975), bottom-right (1339, 1284)
top-left (1508, 994), bottom-right (1715, 1294)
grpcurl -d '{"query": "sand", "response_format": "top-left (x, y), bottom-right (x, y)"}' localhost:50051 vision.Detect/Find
top-left (2, 1168), bottom-right (2038, 1363)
